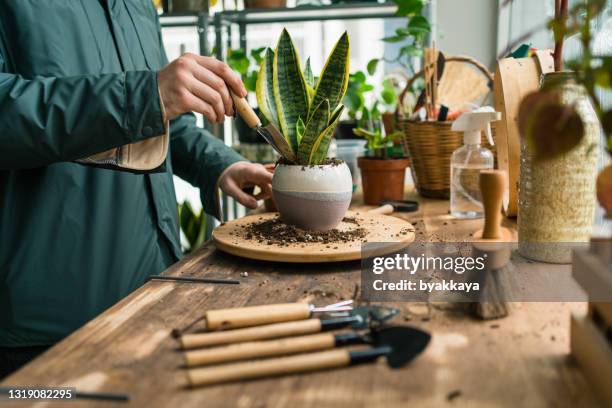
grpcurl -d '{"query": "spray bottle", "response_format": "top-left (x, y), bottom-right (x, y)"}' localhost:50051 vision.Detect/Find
top-left (450, 107), bottom-right (501, 219)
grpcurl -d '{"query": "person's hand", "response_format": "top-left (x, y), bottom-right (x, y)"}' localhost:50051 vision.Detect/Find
top-left (218, 162), bottom-right (273, 209)
top-left (157, 53), bottom-right (247, 123)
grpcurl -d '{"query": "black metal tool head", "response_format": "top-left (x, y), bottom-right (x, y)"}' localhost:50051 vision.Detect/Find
top-left (371, 326), bottom-right (431, 368)
top-left (349, 306), bottom-right (400, 329)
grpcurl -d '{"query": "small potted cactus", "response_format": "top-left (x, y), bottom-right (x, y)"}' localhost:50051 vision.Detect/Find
top-left (256, 29), bottom-right (352, 231)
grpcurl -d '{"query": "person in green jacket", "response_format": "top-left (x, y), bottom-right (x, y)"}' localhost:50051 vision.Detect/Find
top-left (0, 1), bottom-right (272, 378)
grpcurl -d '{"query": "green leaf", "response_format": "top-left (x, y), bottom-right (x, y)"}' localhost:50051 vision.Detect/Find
top-left (367, 58), bottom-right (379, 76)
top-left (407, 15), bottom-right (431, 33)
top-left (256, 48), bottom-right (279, 128)
top-left (382, 35), bottom-right (404, 43)
top-left (226, 49), bottom-right (249, 76)
top-left (394, 0), bottom-right (425, 16)
top-left (310, 31), bottom-right (350, 121)
top-left (296, 117), bottom-right (306, 145)
top-left (381, 78), bottom-right (397, 106)
top-left (304, 57), bottom-right (316, 88)
top-left (399, 44), bottom-right (423, 57)
top-left (297, 100), bottom-right (330, 164)
top-left (273, 29), bottom-right (310, 152)
top-left (244, 71), bottom-right (258, 93)
top-left (251, 47), bottom-right (266, 65)
top-left (311, 106), bottom-right (345, 164)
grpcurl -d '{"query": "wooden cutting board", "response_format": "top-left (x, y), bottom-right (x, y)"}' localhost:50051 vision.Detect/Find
top-left (212, 211), bottom-right (415, 263)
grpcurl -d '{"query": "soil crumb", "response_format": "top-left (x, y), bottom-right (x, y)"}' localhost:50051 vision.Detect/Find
top-left (243, 216), bottom-right (366, 246)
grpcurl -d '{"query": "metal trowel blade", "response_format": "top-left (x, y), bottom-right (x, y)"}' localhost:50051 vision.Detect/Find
top-left (257, 125), bottom-right (295, 162)
top-left (372, 326), bottom-right (431, 368)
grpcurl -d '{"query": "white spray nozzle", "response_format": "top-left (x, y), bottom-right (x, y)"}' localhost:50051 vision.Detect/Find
top-left (451, 106), bottom-right (501, 146)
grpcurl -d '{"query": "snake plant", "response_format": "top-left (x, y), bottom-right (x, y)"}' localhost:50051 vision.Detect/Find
top-left (257, 28), bottom-right (350, 165)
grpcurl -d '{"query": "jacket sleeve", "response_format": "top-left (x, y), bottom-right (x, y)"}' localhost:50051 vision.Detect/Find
top-left (169, 114), bottom-right (245, 218)
top-left (0, 48), bottom-right (166, 170)
top-left (152, 18), bottom-right (246, 218)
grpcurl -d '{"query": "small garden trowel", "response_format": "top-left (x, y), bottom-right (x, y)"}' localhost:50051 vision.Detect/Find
top-left (184, 325), bottom-right (424, 367)
top-left (179, 305), bottom-right (399, 349)
top-left (231, 93), bottom-right (295, 162)
top-left (186, 326), bottom-right (431, 386)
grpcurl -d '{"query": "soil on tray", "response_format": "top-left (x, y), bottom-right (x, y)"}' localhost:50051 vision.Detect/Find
top-left (242, 216), bottom-right (366, 246)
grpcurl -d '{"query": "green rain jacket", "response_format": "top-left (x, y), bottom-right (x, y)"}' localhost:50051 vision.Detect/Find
top-left (0, 0), bottom-right (244, 347)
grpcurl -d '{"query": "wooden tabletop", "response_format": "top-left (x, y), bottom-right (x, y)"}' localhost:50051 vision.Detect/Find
top-left (1, 189), bottom-right (598, 407)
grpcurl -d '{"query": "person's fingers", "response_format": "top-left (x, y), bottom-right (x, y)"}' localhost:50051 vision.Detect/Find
top-left (253, 190), bottom-right (271, 201)
top-left (188, 78), bottom-right (225, 123)
top-left (223, 181), bottom-right (258, 209)
top-left (192, 64), bottom-right (234, 117)
top-left (183, 92), bottom-right (217, 123)
top-left (194, 55), bottom-right (247, 97)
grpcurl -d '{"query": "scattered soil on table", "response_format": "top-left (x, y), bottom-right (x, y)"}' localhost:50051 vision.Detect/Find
top-left (242, 216), bottom-right (366, 246)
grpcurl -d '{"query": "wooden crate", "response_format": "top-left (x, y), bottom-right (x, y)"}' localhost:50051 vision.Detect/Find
top-left (570, 314), bottom-right (612, 407)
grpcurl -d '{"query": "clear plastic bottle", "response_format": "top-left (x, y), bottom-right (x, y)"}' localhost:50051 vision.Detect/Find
top-left (449, 107), bottom-right (499, 219)
top-left (450, 143), bottom-right (494, 218)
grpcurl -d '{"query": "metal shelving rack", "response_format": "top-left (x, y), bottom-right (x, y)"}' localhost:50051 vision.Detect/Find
top-left (160, 2), bottom-right (399, 221)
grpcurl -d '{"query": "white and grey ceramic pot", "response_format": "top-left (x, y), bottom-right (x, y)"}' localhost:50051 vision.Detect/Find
top-left (272, 162), bottom-right (352, 231)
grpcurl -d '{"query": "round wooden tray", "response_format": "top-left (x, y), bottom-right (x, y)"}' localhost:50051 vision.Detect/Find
top-left (212, 211), bottom-right (415, 263)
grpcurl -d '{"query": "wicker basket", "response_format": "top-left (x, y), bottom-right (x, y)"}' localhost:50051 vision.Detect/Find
top-left (397, 56), bottom-right (495, 198)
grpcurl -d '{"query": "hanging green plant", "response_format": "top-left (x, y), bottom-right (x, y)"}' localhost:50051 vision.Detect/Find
top-left (256, 28), bottom-right (350, 166)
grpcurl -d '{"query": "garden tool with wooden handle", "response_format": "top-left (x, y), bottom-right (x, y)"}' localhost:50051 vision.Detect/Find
top-left (185, 326), bottom-right (431, 387)
top-left (179, 306), bottom-right (399, 349)
top-left (183, 326), bottom-right (420, 367)
top-left (203, 300), bottom-right (353, 330)
top-left (471, 169), bottom-right (513, 320)
top-left (231, 93), bottom-right (296, 162)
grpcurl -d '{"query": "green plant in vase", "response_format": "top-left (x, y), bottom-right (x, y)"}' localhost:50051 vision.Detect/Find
top-left (256, 28), bottom-right (353, 231)
top-left (515, 0), bottom-right (611, 263)
top-left (518, 0), bottom-right (611, 215)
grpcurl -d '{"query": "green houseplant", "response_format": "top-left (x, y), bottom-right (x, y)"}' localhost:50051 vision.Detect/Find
top-left (337, 71), bottom-right (398, 139)
top-left (354, 126), bottom-right (409, 205)
top-left (178, 201), bottom-right (207, 253)
top-left (256, 29), bottom-right (353, 230)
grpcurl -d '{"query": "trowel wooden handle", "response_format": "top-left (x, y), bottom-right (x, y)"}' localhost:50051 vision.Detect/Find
top-left (479, 170), bottom-right (506, 239)
top-left (187, 348), bottom-right (350, 387)
top-left (368, 204), bottom-right (394, 215)
top-left (206, 303), bottom-right (311, 330)
top-left (231, 92), bottom-right (261, 128)
top-left (180, 319), bottom-right (322, 349)
top-left (184, 332), bottom-right (336, 367)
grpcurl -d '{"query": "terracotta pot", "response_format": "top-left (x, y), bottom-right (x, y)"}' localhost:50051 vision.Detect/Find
top-left (244, 0), bottom-right (286, 8)
top-left (358, 157), bottom-right (410, 205)
top-left (272, 162), bottom-right (352, 231)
